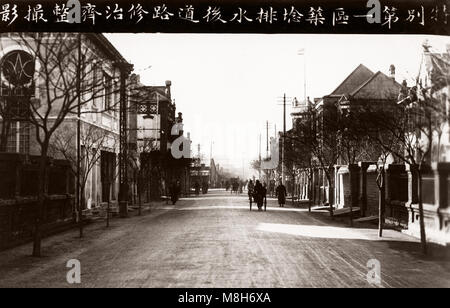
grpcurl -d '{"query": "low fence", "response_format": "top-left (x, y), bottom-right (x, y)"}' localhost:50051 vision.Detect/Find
top-left (0, 153), bottom-right (75, 250)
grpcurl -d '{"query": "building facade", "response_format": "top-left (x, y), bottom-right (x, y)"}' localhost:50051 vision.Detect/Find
top-left (0, 33), bottom-right (132, 212)
top-left (290, 55), bottom-right (450, 245)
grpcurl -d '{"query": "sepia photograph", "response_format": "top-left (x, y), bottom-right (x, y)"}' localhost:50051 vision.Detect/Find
top-left (0, 0), bottom-right (449, 294)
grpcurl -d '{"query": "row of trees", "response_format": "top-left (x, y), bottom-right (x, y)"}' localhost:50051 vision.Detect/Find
top-left (0, 33), bottom-right (155, 257)
top-left (282, 77), bottom-right (447, 254)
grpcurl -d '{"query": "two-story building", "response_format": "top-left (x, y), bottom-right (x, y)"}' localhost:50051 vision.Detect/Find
top-left (0, 33), bottom-right (132, 211)
top-left (0, 33), bottom-right (132, 247)
top-left (131, 76), bottom-right (191, 200)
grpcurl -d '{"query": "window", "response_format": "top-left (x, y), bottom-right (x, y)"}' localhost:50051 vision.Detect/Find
top-left (91, 63), bottom-right (99, 111)
top-left (104, 73), bottom-right (112, 112)
top-left (6, 121), bottom-right (30, 154)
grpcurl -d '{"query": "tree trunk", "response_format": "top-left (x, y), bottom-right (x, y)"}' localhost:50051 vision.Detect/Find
top-left (308, 171), bottom-right (312, 212)
top-left (138, 171), bottom-right (142, 216)
top-left (106, 182), bottom-right (110, 228)
top-left (32, 142), bottom-right (49, 257)
top-left (349, 169), bottom-right (354, 227)
top-left (378, 168), bottom-right (385, 238)
top-left (78, 183), bottom-right (84, 238)
top-left (292, 170), bottom-right (295, 206)
top-left (417, 170), bottom-right (427, 255)
top-left (325, 169), bottom-right (334, 218)
top-left (329, 183), bottom-right (334, 218)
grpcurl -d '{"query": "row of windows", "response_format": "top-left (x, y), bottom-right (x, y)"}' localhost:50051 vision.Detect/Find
top-left (87, 63), bottom-right (118, 114)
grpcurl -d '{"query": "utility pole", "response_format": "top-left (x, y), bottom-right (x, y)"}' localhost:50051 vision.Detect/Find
top-left (282, 93), bottom-right (286, 185)
top-left (76, 33), bottom-right (82, 237)
top-left (197, 144), bottom-right (201, 179)
top-left (118, 63), bottom-right (132, 218)
top-left (298, 48), bottom-right (307, 103)
top-left (258, 133), bottom-right (261, 180)
top-left (242, 154), bottom-right (245, 179)
top-left (266, 121), bottom-right (269, 159)
top-left (210, 141), bottom-right (213, 162)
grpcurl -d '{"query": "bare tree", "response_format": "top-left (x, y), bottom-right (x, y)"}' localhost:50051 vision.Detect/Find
top-left (350, 102), bottom-right (401, 236)
top-left (0, 33), bottom-right (131, 257)
top-left (49, 122), bottom-right (118, 237)
top-left (284, 131), bottom-right (313, 206)
top-left (289, 104), bottom-right (340, 216)
top-left (367, 83), bottom-right (447, 254)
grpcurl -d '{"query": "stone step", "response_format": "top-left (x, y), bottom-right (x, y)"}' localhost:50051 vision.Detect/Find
top-left (354, 215), bottom-right (378, 223)
top-left (332, 207), bottom-right (361, 217)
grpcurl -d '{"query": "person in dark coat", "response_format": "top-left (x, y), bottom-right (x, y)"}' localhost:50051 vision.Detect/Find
top-left (253, 180), bottom-right (264, 210)
top-left (276, 182), bottom-right (287, 207)
top-left (247, 180), bottom-right (254, 203)
top-left (194, 181), bottom-right (200, 196)
top-left (170, 181), bottom-right (181, 205)
top-left (202, 182), bottom-right (208, 194)
top-left (262, 182), bottom-right (268, 211)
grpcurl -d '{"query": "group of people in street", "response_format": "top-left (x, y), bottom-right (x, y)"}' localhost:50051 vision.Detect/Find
top-left (169, 180), bottom-right (211, 205)
top-left (169, 177), bottom-right (287, 209)
top-left (247, 179), bottom-right (287, 210)
top-left (247, 180), bottom-right (287, 211)
top-left (226, 179), bottom-right (245, 194)
top-left (194, 181), bottom-right (209, 196)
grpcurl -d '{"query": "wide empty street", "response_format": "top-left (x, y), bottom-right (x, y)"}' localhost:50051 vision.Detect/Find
top-left (0, 190), bottom-right (448, 288)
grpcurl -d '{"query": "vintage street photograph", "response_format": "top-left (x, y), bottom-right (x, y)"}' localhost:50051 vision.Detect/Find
top-left (0, 0), bottom-right (449, 292)
top-left (0, 31), bottom-right (448, 289)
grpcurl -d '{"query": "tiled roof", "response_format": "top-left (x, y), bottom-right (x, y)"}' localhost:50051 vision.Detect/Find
top-left (350, 71), bottom-right (402, 100)
top-left (330, 64), bottom-right (374, 96)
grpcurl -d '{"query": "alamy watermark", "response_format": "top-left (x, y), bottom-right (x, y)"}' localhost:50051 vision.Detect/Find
top-left (366, 259), bottom-right (381, 285)
top-left (66, 259), bottom-right (81, 284)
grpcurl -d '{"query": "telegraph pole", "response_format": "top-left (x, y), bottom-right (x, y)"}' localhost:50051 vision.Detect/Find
top-left (76, 33), bottom-right (82, 237)
top-left (282, 93), bottom-right (286, 185)
top-left (266, 121), bottom-right (269, 159)
top-left (118, 63), bottom-right (132, 218)
top-left (258, 133), bottom-right (261, 180)
top-left (197, 144), bottom-right (201, 178)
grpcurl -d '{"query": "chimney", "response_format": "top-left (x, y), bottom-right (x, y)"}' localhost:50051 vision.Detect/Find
top-left (165, 80), bottom-right (172, 99)
top-left (130, 73), bottom-right (140, 84)
top-left (389, 64), bottom-right (396, 80)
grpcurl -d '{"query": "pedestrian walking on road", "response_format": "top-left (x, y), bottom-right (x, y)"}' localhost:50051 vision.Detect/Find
top-left (253, 180), bottom-right (264, 211)
top-left (247, 180), bottom-right (254, 208)
top-left (262, 182), bottom-right (267, 211)
top-left (194, 181), bottom-right (200, 196)
top-left (170, 181), bottom-right (181, 205)
top-left (276, 182), bottom-right (287, 207)
top-left (202, 181), bottom-right (209, 194)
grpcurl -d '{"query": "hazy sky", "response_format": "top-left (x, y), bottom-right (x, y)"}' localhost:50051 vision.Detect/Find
top-left (106, 33), bottom-right (450, 177)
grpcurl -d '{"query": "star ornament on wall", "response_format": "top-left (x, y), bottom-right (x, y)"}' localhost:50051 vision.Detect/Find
top-left (1, 50), bottom-right (35, 87)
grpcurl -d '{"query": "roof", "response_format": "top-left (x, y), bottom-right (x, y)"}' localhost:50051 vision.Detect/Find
top-left (87, 34), bottom-right (132, 71)
top-left (330, 64), bottom-right (374, 96)
top-left (350, 71), bottom-right (402, 100)
top-left (148, 86), bottom-right (171, 102)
